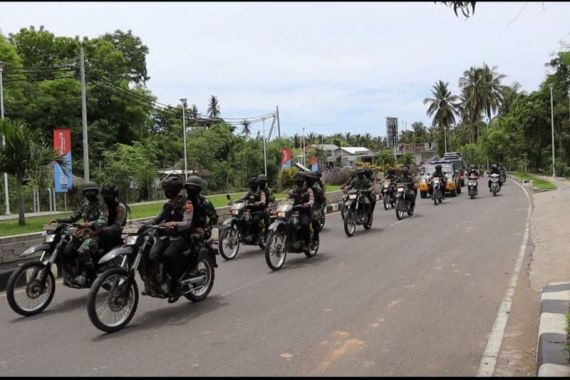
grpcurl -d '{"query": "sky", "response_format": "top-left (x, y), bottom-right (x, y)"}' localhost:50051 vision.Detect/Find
top-left (1, 1), bottom-right (569, 139)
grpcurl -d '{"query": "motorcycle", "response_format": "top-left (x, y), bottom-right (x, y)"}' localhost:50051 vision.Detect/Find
top-left (86, 223), bottom-right (219, 333)
top-left (490, 173), bottom-right (501, 196)
top-left (431, 177), bottom-right (443, 205)
top-left (218, 195), bottom-right (266, 260)
top-left (343, 189), bottom-right (373, 237)
top-left (6, 222), bottom-right (121, 317)
top-left (382, 178), bottom-right (396, 210)
top-left (499, 171), bottom-right (506, 185)
top-left (264, 200), bottom-right (319, 271)
top-left (468, 175), bottom-right (478, 199)
top-left (395, 183), bottom-right (415, 220)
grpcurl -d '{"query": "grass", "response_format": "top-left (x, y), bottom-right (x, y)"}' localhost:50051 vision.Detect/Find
top-left (511, 172), bottom-right (557, 191)
top-left (0, 186), bottom-right (343, 238)
top-left (566, 313), bottom-right (570, 354)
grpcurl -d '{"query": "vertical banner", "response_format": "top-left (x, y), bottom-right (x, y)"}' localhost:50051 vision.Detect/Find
top-left (310, 156), bottom-right (319, 172)
top-left (281, 148), bottom-right (291, 169)
top-left (53, 129), bottom-right (73, 192)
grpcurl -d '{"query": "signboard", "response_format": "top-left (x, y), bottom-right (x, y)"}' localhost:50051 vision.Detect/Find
top-left (386, 117), bottom-right (398, 148)
top-left (310, 156), bottom-right (319, 172)
top-left (281, 148), bottom-right (292, 169)
top-left (53, 129), bottom-right (73, 192)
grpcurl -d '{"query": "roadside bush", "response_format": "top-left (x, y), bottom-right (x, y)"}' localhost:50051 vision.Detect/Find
top-left (276, 167), bottom-right (298, 192)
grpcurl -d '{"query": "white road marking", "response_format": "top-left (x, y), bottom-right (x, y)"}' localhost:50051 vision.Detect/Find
top-left (477, 178), bottom-right (531, 376)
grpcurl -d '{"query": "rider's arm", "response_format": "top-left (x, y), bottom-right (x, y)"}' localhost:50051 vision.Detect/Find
top-left (86, 203), bottom-right (109, 230)
top-left (100, 203), bottom-right (127, 234)
top-left (56, 207), bottom-right (83, 223)
top-left (305, 188), bottom-right (315, 208)
top-left (256, 191), bottom-right (266, 207)
top-left (143, 202), bottom-right (172, 225)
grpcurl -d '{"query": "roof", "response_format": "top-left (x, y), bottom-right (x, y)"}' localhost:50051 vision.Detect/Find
top-left (315, 144), bottom-right (339, 151)
top-left (340, 147), bottom-right (372, 155)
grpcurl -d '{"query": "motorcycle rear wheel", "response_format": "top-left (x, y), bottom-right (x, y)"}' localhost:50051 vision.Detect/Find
top-left (219, 226), bottom-right (240, 260)
top-left (184, 252), bottom-right (215, 302)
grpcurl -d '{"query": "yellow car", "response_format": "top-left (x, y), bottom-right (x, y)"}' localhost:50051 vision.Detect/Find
top-left (419, 162), bottom-right (461, 198)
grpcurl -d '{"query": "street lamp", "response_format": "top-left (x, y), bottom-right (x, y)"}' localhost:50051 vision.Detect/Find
top-left (549, 84), bottom-right (556, 177)
top-left (180, 98), bottom-right (188, 181)
top-left (262, 117), bottom-right (267, 176)
top-left (0, 60), bottom-right (11, 215)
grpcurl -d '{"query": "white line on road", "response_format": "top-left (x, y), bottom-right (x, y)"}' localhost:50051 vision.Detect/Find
top-left (477, 179), bottom-right (532, 376)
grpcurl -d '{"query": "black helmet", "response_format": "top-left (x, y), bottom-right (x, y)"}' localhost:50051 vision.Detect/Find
top-left (293, 171), bottom-right (306, 184)
top-left (491, 164), bottom-right (498, 170)
top-left (82, 181), bottom-right (99, 194)
top-left (388, 168), bottom-right (396, 175)
top-left (101, 184), bottom-right (118, 197)
top-left (162, 175), bottom-right (183, 194)
top-left (402, 166), bottom-right (410, 174)
top-left (435, 164), bottom-right (442, 171)
top-left (248, 176), bottom-right (258, 189)
top-left (257, 174), bottom-right (267, 182)
top-left (185, 175), bottom-right (203, 191)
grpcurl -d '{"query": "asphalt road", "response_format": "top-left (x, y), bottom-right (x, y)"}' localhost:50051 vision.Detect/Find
top-left (0, 180), bottom-right (529, 376)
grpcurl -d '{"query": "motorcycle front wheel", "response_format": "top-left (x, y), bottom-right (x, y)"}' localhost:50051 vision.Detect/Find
top-left (343, 209), bottom-right (356, 237)
top-left (87, 268), bottom-right (139, 333)
top-left (265, 231), bottom-right (287, 271)
top-left (7, 262), bottom-right (56, 317)
top-left (383, 194), bottom-right (390, 210)
top-left (219, 226), bottom-right (240, 260)
top-left (395, 200), bottom-right (405, 220)
top-left (305, 233), bottom-right (319, 258)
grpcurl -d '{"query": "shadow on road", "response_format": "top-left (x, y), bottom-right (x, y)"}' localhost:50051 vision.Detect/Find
top-left (8, 294), bottom-right (88, 323)
top-left (89, 294), bottom-right (229, 341)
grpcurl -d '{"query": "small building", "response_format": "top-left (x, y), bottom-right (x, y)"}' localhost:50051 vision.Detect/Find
top-left (331, 147), bottom-right (375, 167)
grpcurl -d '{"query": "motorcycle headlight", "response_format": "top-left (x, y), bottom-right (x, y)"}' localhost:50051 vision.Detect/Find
top-left (44, 234), bottom-right (56, 243)
top-left (126, 235), bottom-right (138, 246)
top-left (277, 211), bottom-right (287, 218)
top-left (349, 194), bottom-right (357, 200)
top-left (397, 188), bottom-right (404, 192)
top-left (232, 210), bottom-right (240, 215)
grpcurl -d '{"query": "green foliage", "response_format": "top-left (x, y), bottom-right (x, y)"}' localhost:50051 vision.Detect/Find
top-left (277, 167), bottom-right (298, 192)
top-left (398, 153), bottom-right (415, 166)
top-left (376, 150), bottom-right (396, 170)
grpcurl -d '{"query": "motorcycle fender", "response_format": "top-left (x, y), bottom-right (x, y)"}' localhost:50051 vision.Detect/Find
top-left (99, 245), bottom-right (134, 265)
top-left (268, 220), bottom-right (285, 232)
top-left (21, 243), bottom-right (51, 257)
top-left (223, 217), bottom-right (233, 226)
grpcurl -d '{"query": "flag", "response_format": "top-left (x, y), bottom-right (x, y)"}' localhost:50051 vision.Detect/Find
top-left (281, 148), bottom-right (291, 169)
top-left (53, 129), bottom-right (73, 192)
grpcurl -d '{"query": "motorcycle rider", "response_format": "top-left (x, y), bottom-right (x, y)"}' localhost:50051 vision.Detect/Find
top-left (346, 169), bottom-right (373, 217)
top-left (488, 164), bottom-right (502, 191)
top-left (140, 175), bottom-right (187, 296)
top-left (305, 172), bottom-right (325, 241)
top-left (98, 185), bottom-right (128, 253)
top-left (399, 166), bottom-right (417, 208)
top-left (257, 173), bottom-right (273, 236)
top-left (51, 181), bottom-right (108, 286)
top-left (236, 176), bottom-right (266, 241)
top-left (364, 168), bottom-right (377, 213)
top-left (158, 175), bottom-right (218, 302)
top-left (467, 165), bottom-right (479, 178)
top-left (288, 172), bottom-right (315, 254)
top-left (429, 164), bottom-right (447, 199)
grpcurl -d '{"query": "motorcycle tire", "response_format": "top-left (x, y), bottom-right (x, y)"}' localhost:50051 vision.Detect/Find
top-left (395, 201), bottom-right (405, 220)
top-left (7, 262), bottom-right (56, 317)
top-left (219, 226), bottom-right (240, 260)
top-left (344, 209), bottom-right (357, 237)
top-left (265, 231), bottom-right (287, 271)
top-left (364, 212), bottom-right (373, 230)
top-left (87, 267), bottom-right (139, 333)
top-left (184, 252), bottom-right (215, 302)
top-left (305, 233), bottom-right (319, 258)
top-left (383, 195), bottom-right (390, 210)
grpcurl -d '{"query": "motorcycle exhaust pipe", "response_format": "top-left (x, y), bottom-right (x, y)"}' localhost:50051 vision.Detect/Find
top-left (181, 275), bottom-right (207, 288)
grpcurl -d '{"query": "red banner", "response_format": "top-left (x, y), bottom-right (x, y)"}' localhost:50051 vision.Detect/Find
top-left (53, 129), bottom-right (71, 155)
top-left (281, 148), bottom-right (291, 169)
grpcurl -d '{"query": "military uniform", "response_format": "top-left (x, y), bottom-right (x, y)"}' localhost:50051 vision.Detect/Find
top-left (288, 184), bottom-right (315, 248)
top-left (56, 199), bottom-right (109, 273)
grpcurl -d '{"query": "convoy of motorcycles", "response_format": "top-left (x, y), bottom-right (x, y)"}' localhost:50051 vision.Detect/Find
top-left (4, 165), bottom-right (507, 333)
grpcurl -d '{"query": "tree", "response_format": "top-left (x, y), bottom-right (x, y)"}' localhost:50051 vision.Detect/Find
top-left (0, 119), bottom-right (68, 225)
top-left (424, 80), bottom-right (460, 154)
top-left (208, 95), bottom-right (221, 118)
top-left (437, 1), bottom-right (476, 18)
top-left (241, 119), bottom-right (252, 137)
top-left (499, 82), bottom-right (523, 117)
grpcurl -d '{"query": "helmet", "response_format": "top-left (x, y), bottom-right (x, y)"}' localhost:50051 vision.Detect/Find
top-left (491, 164), bottom-right (498, 170)
top-left (82, 181), bottom-right (99, 194)
top-left (388, 168), bottom-right (396, 175)
top-left (293, 172), bottom-right (306, 184)
top-left (435, 164), bottom-right (442, 171)
top-left (185, 175), bottom-right (203, 191)
top-left (162, 175), bottom-right (183, 194)
top-left (101, 184), bottom-right (118, 197)
top-left (248, 176), bottom-right (258, 189)
top-left (257, 174), bottom-right (267, 182)
top-left (402, 166), bottom-right (410, 174)
top-left (305, 172), bottom-right (317, 185)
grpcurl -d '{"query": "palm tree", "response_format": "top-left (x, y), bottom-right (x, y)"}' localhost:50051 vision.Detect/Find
top-left (241, 119), bottom-right (252, 137)
top-left (411, 121), bottom-right (427, 144)
top-left (423, 80), bottom-right (460, 153)
top-left (0, 119), bottom-right (69, 225)
top-left (480, 63), bottom-right (507, 122)
top-left (459, 66), bottom-right (485, 139)
top-left (188, 104), bottom-right (199, 119)
top-left (207, 95), bottom-right (221, 118)
top-left (499, 82), bottom-right (523, 116)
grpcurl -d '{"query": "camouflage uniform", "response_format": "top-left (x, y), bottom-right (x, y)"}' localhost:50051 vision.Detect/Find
top-left (56, 199), bottom-right (109, 267)
top-left (348, 176), bottom-right (373, 213)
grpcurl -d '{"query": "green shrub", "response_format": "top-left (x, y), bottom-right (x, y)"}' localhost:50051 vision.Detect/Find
top-left (276, 167), bottom-right (298, 192)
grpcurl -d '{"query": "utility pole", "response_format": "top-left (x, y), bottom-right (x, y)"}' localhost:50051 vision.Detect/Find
top-left (276, 106), bottom-right (281, 139)
top-left (180, 98), bottom-right (188, 181)
top-left (0, 61), bottom-right (10, 214)
top-left (302, 127), bottom-right (306, 167)
top-left (549, 84), bottom-right (556, 177)
top-left (80, 45), bottom-right (89, 181)
top-left (262, 117), bottom-right (267, 176)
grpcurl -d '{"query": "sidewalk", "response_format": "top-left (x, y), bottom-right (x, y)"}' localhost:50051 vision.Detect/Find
top-left (526, 176), bottom-right (570, 376)
top-left (0, 211), bottom-right (63, 221)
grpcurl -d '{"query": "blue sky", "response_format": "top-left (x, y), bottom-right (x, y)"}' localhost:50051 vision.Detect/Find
top-left (1, 1), bottom-right (569, 139)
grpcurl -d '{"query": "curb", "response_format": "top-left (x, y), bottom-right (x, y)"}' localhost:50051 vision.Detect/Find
top-left (537, 282), bottom-right (570, 376)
